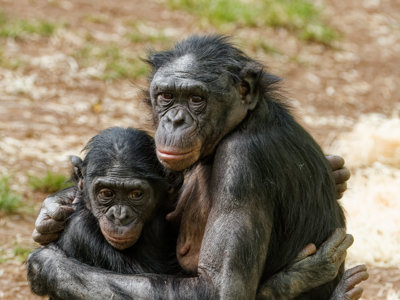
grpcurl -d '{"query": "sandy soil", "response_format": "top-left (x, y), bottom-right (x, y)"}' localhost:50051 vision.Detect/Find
top-left (0, 0), bottom-right (399, 298)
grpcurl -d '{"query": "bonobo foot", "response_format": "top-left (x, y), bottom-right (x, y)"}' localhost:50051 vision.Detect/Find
top-left (330, 265), bottom-right (369, 300)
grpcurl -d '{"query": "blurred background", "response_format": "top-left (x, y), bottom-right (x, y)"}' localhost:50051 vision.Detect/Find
top-left (0, 0), bottom-right (398, 298)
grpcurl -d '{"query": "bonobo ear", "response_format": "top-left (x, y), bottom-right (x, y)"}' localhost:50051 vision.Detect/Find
top-left (70, 155), bottom-right (84, 189)
top-left (239, 62), bottom-right (263, 110)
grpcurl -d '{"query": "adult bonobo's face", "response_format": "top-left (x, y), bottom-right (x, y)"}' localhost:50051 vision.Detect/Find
top-left (87, 173), bottom-right (158, 250)
top-left (149, 50), bottom-right (257, 171)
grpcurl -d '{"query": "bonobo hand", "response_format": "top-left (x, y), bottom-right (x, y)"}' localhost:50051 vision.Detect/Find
top-left (32, 186), bottom-right (77, 245)
top-left (291, 228), bottom-right (354, 287)
top-left (27, 245), bottom-right (66, 296)
top-left (326, 155), bottom-right (351, 199)
top-left (257, 229), bottom-right (368, 300)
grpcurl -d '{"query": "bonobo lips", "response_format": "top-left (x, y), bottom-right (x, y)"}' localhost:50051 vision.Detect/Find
top-left (100, 221), bottom-right (143, 250)
top-left (156, 149), bottom-right (195, 161)
top-left (156, 142), bottom-right (202, 171)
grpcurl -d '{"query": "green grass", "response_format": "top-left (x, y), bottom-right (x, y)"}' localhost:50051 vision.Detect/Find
top-left (0, 243), bottom-right (34, 263)
top-left (167, 0), bottom-right (338, 45)
top-left (300, 23), bottom-right (338, 45)
top-left (0, 48), bottom-right (25, 69)
top-left (74, 44), bottom-right (148, 80)
top-left (126, 23), bottom-right (168, 44)
top-left (247, 40), bottom-right (283, 55)
top-left (0, 249), bottom-right (8, 263)
top-left (28, 171), bottom-right (71, 194)
top-left (13, 242), bottom-right (33, 262)
top-left (0, 11), bottom-right (57, 39)
top-left (83, 14), bottom-right (109, 24)
top-left (0, 176), bottom-right (22, 213)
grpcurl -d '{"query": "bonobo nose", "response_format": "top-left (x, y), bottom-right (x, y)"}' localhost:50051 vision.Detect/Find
top-left (165, 108), bottom-right (194, 130)
top-left (106, 205), bottom-right (135, 226)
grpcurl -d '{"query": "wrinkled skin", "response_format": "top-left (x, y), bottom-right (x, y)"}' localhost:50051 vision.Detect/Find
top-left (29, 36), bottom-right (366, 299)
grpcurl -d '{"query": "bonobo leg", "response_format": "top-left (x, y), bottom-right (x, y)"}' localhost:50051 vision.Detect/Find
top-left (257, 229), bottom-right (368, 300)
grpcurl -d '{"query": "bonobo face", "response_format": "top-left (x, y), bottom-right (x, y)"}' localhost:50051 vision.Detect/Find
top-left (150, 54), bottom-right (250, 171)
top-left (88, 173), bottom-right (158, 250)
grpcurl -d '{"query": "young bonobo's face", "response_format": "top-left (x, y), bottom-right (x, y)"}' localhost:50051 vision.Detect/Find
top-left (88, 173), bottom-right (158, 250)
top-left (150, 53), bottom-right (250, 171)
top-left (74, 127), bottom-right (171, 250)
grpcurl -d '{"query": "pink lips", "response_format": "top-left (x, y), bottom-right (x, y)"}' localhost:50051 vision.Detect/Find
top-left (157, 149), bottom-right (193, 161)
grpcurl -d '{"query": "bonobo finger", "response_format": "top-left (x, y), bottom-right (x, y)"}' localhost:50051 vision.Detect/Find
top-left (345, 287), bottom-right (363, 300)
top-left (32, 229), bottom-right (60, 245)
top-left (294, 243), bottom-right (317, 262)
top-left (343, 265), bottom-right (369, 288)
top-left (336, 183), bottom-right (347, 194)
top-left (333, 168), bottom-right (351, 185)
top-left (336, 234), bottom-right (354, 253)
top-left (43, 186), bottom-right (77, 207)
top-left (46, 202), bottom-right (74, 221)
top-left (35, 217), bottom-right (65, 234)
top-left (343, 265), bottom-right (368, 279)
top-left (326, 155), bottom-right (345, 171)
top-left (332, 234), bottom-right (354, 262)
top-left (320, 228), bottom-right (347, 252)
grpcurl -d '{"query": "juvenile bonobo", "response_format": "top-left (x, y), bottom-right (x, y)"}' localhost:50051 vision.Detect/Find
top-left (59, 127), bottom-right (182, 274)
top-left (28, 35), bottom-right (368, 299)
top-left (29, 127), bottom-right (182, 296)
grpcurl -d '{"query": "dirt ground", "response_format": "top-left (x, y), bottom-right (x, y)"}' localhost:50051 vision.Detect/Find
top-left (0, 0), bottom-right (399, 299)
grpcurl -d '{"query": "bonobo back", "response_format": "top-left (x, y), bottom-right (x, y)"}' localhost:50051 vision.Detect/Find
top-left (243, 98), bottom-right (345, 297)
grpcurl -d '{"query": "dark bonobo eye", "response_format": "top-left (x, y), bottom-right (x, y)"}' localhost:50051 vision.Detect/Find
top-left (157, 93), bottom-right (174, 107)
top-left (129, 189), bottom-right (144, 200)
top-left (189, 95), bottom-right (206, 112)
top-left (98, 188), bottom-right (115, 200)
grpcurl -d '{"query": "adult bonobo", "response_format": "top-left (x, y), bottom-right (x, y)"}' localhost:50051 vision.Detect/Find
top-left (28, 35), bottom-right (368, 299)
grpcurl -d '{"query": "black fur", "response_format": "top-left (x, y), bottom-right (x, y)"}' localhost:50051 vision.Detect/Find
top-left (27, 36), bottom-right (347, 300)
top-left (57, 128), bottom-right (181, 275)
top-left (149, 35), bottom-right (345, 299)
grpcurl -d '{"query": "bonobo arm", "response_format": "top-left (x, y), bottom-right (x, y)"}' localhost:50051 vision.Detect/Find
top-left (32, 186), bottom-right (77, 245)
top-left (28, 207), bottom-right (270, 299)
top-left (27, 229), bottom-right (366, 300)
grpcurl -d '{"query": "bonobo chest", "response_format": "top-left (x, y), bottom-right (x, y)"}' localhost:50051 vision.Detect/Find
top-left (168, 163), bottom-right (212, 273)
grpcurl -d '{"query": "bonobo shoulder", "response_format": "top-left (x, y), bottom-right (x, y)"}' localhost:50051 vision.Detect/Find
top-left (213, 129), bottom-right (251, 163)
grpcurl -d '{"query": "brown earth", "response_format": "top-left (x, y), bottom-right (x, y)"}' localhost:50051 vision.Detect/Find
top-left (0, 0), bottom-right (399, 299)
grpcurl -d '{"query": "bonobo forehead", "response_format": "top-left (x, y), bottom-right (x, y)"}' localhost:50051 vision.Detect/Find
top-left (166, 54), bottom-right (197, 73)
top-left (92, 175), bottom-right (151, 191)
top-left (85, 160), bottom-right (165, 186)
top-left (150, 54), bottom-right (231, 97)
